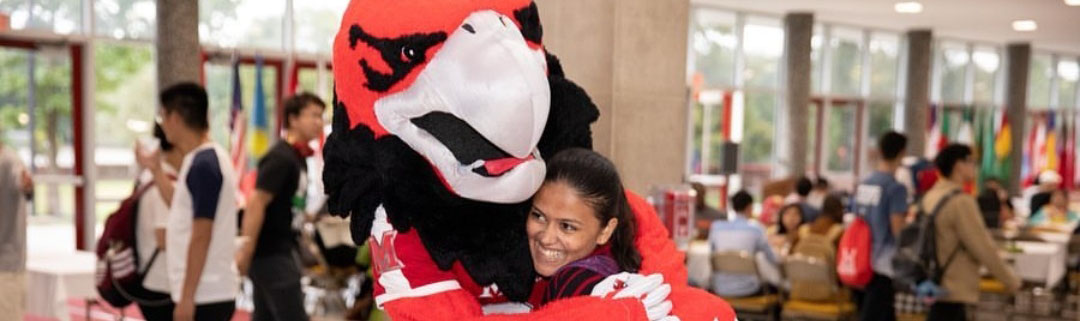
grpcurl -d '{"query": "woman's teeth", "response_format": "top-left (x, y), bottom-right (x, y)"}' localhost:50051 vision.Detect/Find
top-left (540, 248), bottom-right (563, 261)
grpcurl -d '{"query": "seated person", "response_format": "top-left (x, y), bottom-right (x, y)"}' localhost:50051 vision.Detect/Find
top-left (709, 191), bottom-right (779, 297)
top-left (1028, 189), bottom-right (1079, 232)
top-left (982, 178), bottom-right (1015, 225)
top-left (527, 148), bottom-right (642, 305)
top-left (789, 195), bottom-right (846, 301)
top-left (795, 195), bottom-right (845, 253)
top-left (767, 204), bottom-right (805, 256)
top-left (977, 189), bottom-right (1003, 229)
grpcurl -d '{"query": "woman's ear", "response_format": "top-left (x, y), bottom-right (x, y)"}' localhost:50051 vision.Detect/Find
top-left (597, 217), bottom-right (618, 245)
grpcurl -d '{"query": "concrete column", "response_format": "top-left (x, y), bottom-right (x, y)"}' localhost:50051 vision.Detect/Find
top-left (779, 12), bottom-right (813, 178)
top-left (903, 29), bottom-right (932, 157)
top-left (540, 0), bottom-right (690, 193)
top-left (1004, 43), bottom-right (1031, 196)
top-left (156, 0), bottom-right (201, 89)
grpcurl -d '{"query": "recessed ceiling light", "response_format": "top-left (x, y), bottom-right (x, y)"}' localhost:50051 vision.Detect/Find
top-left (1066, 0), bottom-right (1080, 6)
top-left (894, 1), bottom-right (923, 13)
top-left (1012, 20), bottom-right (1038, 32)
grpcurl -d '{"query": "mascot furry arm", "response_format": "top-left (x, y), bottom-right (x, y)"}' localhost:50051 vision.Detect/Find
top-left (324, 1), bottom-right (734, 320)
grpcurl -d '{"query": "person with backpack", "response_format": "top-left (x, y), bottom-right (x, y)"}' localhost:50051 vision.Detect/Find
top-left (133, 124), bottom-right (184, 320)
top-left (916, 144), bottom-right (1020, 320)
top-left (136, 83), bottom-right (239, 321)
top-left (709, 190), bottom-right (779, 297)
top-left (848, 131), bottom-right (909, 321)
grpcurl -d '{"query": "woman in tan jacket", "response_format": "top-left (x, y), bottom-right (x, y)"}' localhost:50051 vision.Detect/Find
top-left (920, 144), bottom-right (1021, 321)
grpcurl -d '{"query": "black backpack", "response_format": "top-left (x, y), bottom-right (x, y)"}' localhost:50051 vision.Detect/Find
top-left (892, 189), bottom-right (963, 291)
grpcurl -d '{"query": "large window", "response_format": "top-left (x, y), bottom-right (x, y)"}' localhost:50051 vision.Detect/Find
top-left (829, 27), bottom-right (863, 97)
top-left (1028, 54), bottom-right (1053, 108)
top-left (93, 0), bottom-right (156, 39)
top-left (936, 42), bottom-right (969, 104)
top-left (0, 0), bottom-right (83, 34)
top-left (199, 0), bottom-right (287, 50)
top-left (689, 10), bottom-right (736, 88)
top-left (972, 47), bottom-right (1000, 104)
top-left (294, 0), bottom-right (349, 54)
top-left (1058, 60), bottom-right (1078, 109)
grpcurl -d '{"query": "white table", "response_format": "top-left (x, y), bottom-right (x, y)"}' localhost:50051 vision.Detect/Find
top-left (26, 251), bottom-right (98, 321)
top-left (1003, 241), bottom-right (1067, 289)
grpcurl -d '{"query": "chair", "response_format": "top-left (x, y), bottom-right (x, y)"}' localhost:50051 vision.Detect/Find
top-left (781, 254), bottom-right (855, 321)
top-left (711, 251), bottom-right (781, 321)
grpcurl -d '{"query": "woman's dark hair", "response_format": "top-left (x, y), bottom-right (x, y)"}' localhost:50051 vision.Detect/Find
top-left (153, 123), bottom-right (174, 152)
top-left (776, 204), bottom-right (804, 235)
top-left (821, 195), bottom-right (844, 222)
top-left (544, 148), bottom-right (641, 272)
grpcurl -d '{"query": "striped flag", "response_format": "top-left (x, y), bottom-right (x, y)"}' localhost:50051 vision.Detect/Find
top-left (228, 58), bottom-right (249, 200)
top-left (251, 55), bottom-right (270, 158)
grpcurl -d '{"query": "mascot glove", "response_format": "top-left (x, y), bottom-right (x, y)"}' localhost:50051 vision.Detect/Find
top-left (590, 272), bottom-right (679, 321)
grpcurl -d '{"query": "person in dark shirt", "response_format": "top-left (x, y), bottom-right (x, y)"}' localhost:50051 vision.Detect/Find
top-left (236, 93), bottom-right (325, 321)
top-left (526, 148), bottom-right (642, 304)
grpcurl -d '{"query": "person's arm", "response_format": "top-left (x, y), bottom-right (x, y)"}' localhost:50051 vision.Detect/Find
top-left (175, 218), bottom-right (212, 321)
top-left (237, 190), bottom-right (272, 276)
top-left (950, 197), bottom-right (1022, 293)
top-left (889, 184), bottom-right (910, 237)
top-left (756, 229), bottom-right (779, 264)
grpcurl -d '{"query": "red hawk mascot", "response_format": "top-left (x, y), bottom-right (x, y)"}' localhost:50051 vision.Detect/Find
top-left (323, 1), bottom-right (736, 320)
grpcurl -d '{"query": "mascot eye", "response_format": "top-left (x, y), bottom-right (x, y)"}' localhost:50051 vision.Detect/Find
top-left (401, 46), bottom-right (420, 62)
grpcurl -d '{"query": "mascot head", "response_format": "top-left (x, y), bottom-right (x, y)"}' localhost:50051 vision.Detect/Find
top-left (325, 0), bottom-right (599, 301)
top-left (333, 0), bottom-right (550, 203)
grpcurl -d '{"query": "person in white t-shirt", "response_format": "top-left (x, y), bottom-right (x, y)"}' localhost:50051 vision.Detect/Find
top-left (137, 83), bottom-right (238, 321)
top-left (133, 124), bottom-right (184, 320)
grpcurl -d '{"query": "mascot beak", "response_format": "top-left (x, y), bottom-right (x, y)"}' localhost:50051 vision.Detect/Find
top-left (373, 10), bottom-right (551, 203)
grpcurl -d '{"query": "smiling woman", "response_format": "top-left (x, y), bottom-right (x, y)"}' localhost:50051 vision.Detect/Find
top-left (528, 148), bottom-right (641, 305)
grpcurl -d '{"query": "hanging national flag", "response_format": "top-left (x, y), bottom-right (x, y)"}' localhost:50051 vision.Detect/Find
top-left (1061, 115), bottom-right (1076, 190)
top-left (1044, 112), bottom-right (1059, 173)
top-left (251, 55), bottom-right (270, 158)
top-left (926, 106), bottom-right (943, 158)
top-left (956, 110), bottom-right (975, 145)
top-left (228, 57), bottom-right (248, 186)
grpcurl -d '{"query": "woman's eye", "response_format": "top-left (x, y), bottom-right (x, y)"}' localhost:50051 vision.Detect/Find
top-left (561, 223), bottom-right (576, 232)
top-left (531, 211), bottom-right (545, 222)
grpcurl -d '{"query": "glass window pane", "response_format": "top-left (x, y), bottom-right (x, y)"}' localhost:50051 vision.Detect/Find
top-left (199, 0), bottom-right (285, 50)
top-left (94, 0), bottom-right (156, 39)
top-left (689, 101), bottom-right (704, 175)
top-left (825, 105), bottom-right (856, 172)
top-left (0, 48), bottom-right (31, 152)
top-left (706, 101), bottom-right (727, 176)
top-left (5, 0), bottom-right (82, 34)
top-left (93, 42), bottom-right (156, 149)
top-left (1058, 60), bottom-right (1078, 109)
top-left (867, 101), bottom-right (895, 142)
top-left (742, 17), bottom-right (783, 90)
top-left (829, 27), bottom-right (863, 96)
top-left (690, 10), bottom-right (736, 88)
top-left (297, 67), bottom-right (332, 103)
top-left (294, 0), bottom-right (348, 54)
top-left (869, 33), bottom-right (899, 99)
top-left (0, 0), bottom-right (28, 30)
top-left (810, 25), bottom-right (823, 94)
top-left (741, 92), bottom-right (774, 165)
top-left (1027, 54), bottom-right (1052, 108)
top-left (938, 42), bottom-right (969, 103)
top-left (972, 48), bottom-right (1000, 104)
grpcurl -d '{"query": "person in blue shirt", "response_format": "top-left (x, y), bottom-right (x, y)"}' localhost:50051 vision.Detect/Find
top-left (1029, 189), bottom-right (1079, 232)
top-left (709, 190), bottom-right (779, 297)
top-left (852, 131), bottom-right (909, 321)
